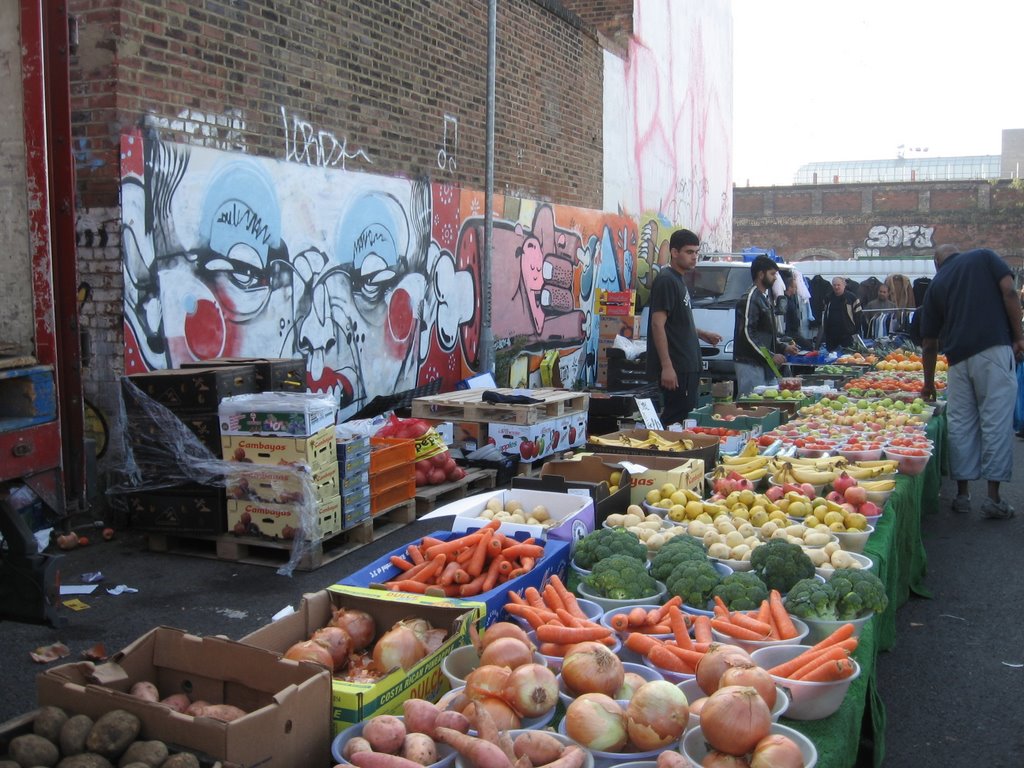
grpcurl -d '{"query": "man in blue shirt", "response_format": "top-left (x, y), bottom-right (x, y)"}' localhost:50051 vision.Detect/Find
top-left (920, 245), bottom-right (1024, 519)
top-left (646, 229), bottom-right (722, 426)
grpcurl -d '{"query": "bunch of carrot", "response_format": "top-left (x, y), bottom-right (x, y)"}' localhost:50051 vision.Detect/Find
top-left (504, 576), bottom-right (616, 656)
top-left (606, 596), bottom-right (689, 634)
top-left (383, 520), bottom-right (544, 597)
top-left (765, 623), bottom-right (860, 683)
top-left (709, 590), bottom-right (802, 642)
top-left (623, 604), bottom-right (716, 675)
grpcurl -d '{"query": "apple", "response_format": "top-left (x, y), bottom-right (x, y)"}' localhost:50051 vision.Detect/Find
top-left (799, 482), bottom-right (817, 499)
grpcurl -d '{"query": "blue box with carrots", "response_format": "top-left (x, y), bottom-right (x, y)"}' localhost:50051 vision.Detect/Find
top-left (337, 529), bottom-right (571, 627)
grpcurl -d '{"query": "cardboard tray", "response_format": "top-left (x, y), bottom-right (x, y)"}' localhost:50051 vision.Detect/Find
top-left (512, 455), bottom-right (631, 527)
top-left (586, 428), bottom-right (719, 470)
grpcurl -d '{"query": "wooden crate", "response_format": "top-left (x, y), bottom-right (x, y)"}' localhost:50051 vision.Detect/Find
top-left (411, 388), bottom-right (589, 425)
top-left (413, 468), bottom-right (497, 516)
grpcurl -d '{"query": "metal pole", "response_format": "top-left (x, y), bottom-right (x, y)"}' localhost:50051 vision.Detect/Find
top-left (479, 0), bottom-right (497, 376)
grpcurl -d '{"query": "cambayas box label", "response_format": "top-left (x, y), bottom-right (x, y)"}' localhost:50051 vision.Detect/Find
top-left (621, 457), bottom-right (705, 504)
top-left (221, 425), bottom-right (336, 469)
top-left (227, 496), bottom-right (340, 539)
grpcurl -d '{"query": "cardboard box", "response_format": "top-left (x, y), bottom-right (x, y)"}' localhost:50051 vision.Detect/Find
top-left (182, 357), bottom-right (305, 392)
top-left (341, 499), bottom-right (371, 529)
top-left (240, 586), bottom-right (484, 734)
top-left (226, 462), bottom-right (340, 505)
top-left (36, 626), bottom-right (331, 767)
top-left (341, 468), bottom-right (370, 493)
top-left (218, 392), bottom-right (337, 437)
top-left (227, 495), bottom-right (341, 540)
top-left (512, 455), bottom-right (631, 527)
top-left (586, 428), bottom-right (719, 469)
top-left (125, 366), bottom-right (258, 410)
top-left (488, 412), bottom-right (586, 462)
top-left (733, 397), bottom-right (812, 421)
top-left (339, 531), bottom-right (571, 627)
top-left (596, 289), bottom-right (635, 316)
top-left (123, 485), bottom-right (227, 536)
top-left (582, 453), bottom-right (705, 505)
top-left (598, 315), bottom-right (642, 341)
top-left (336, 435), bottom-right (371, 464)
top-left (691, 403), bottom-right (782, 434)
top-left (221, 425), bottom-right (336, 469)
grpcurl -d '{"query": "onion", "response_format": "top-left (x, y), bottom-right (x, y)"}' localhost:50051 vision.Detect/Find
top-left (480, 637), bottom-right (534, 669)
top-left (312, 626), bottom-right (353, 670)
top-left (751, 734), bottom-right (805, 768)
top-left (436, 687), bottom-right (470, 713)
top-left (695, 643), bottom-right (754, 695)
top-left (464, 696), bottom-right (520, 730)
top-left (330, 608), bottom-right (375, 651)
top-left (702, 751), bottom-right (752, 767)
top-left (372, 622), bottom-right (427, 673)
top-left (700, 685), bottom-right (772, 757)
top-left (561, 641), bottom-right (624, 697)
top-left (481, 622), bottom-right (535, 651)
top-left (284, 640), bottom-right (334, 671)
top-left (564, 693), bottom-right (627, 752)
top-left (720, 663), bottom-right (777, 711)
top-left (616, 671), bottom-right (649, 700)
top-left (465, 664), bottom-right (512, 701)
top-left (501, 662), bottom-right (558, 717)
top-left (625, 680), bottom-right (690, 750)
top-left (689, 696), bottom-right (708, 717)
top-left (422, 628), bottom-right (448, 655)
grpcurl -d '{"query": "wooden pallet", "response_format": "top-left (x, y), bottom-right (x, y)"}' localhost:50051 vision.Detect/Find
top-left (414, 468), bottom-right (498, 516)
top-left (411, 388), bottom-right (589, 425)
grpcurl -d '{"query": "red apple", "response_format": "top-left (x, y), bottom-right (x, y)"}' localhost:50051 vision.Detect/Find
top-left (844, 486), bottom-right (868, 506)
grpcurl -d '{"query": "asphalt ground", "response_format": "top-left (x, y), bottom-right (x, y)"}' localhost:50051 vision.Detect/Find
top-left (3, 436), bottom-right (1023, 766)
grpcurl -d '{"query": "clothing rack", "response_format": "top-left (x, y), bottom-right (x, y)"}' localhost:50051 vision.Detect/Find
top-left (862, 307), bottom-right (916, 339)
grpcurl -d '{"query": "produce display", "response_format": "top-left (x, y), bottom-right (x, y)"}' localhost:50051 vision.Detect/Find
top-left (761, 623), bottom-right (861, 683)
top-left (785, 571), bottom-right (888, 622)
top-left (587, 431), bottom-right (696, 451)
top-left (473, 497), bottom-right (557, 528)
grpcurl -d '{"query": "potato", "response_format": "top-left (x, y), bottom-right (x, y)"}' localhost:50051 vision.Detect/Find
top-left (85, 710), bottom-right (141, 760)
top-left (158, 694), bottom-right (191, 713)
top-left (59, 714), bottom-right (94, 756)
top-left (129, 681), bottom-right (160, 702)
top-left (513, 731), bottom-right (564, 766)
top-left (401, 733), bottom-right (438, 766)
top-left (117, 740), bottom-right (168, 768)
top-left (194, 704), bottom-right (247, 723)
top-left (10, 733), bottom-right (59, 767)
top-left (185, 701), bottom-right (210, 717)
top-left (402, 699), bottom-right (440, 738)
top-left (33, 705), bottom-right (69, 744)
top-left (362, 714), bottom-right (406, 753)
top-left (56, 756), bottom-right (113, 768)
top-left (158, 755), bottom-right (200, 768)
top-left (342, 737), bottom-right (373, 761)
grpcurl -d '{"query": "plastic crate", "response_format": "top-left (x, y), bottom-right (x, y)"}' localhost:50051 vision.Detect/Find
top-left (369, 437), bottom-right (416, 473)
top-left (371, 477), bottom-right (416, 514)
top-left (370, 463), bottom-right (414, 492)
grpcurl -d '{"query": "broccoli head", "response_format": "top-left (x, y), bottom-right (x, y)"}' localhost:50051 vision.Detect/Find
top-left (749, 539), bottom-right (815, 593)
top-left (785, 577), bottom-right (838, 621)
top-left (649, 536), bottom-right (708, 581)
top-left (711, 572), bottom-right (769, 612)
top-left (573, 528), bottom-right (647, 570)
top-left (665, 559), bottom-right (722, 608)
top-left (829, 568), bottom-right (888, 620)
top-left (584, 555), bottom-right (660, 600)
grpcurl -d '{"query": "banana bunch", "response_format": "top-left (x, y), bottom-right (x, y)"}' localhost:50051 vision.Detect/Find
top-left (589, 432), bottom-right (695, 452)
top-left (840, 462), bottom-right (899, 479)
top-left (646, 431), bottom-right (695, 451)
top-left (772, 461), bottom-right (838, 487)
top-left (858, 478), bottom-right (897, 492)
top-left (715, 455), bottom-right (769, 481)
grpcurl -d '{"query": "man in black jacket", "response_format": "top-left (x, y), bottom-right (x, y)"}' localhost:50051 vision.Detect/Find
top-left (734, 256), bottom-right (798, 396)
top-left (816, 277), bottom-right (863, 350)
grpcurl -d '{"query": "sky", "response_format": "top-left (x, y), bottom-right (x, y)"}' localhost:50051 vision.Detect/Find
top-left (732, 0), bottom-right (1024, 186)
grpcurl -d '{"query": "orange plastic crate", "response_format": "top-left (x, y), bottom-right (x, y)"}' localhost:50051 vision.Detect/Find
top-left (370, 436), bottom-right (416, 473)
top-left (371, 463), bottom-right (413, 492)
top-left (371, 477), bottom-right (416, 514)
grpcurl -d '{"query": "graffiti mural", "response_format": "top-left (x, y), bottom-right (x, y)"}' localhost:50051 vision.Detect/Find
top-left (121, 133), bottom-right (639, 410)
top-left (853, 224), bottom-right (936, 258)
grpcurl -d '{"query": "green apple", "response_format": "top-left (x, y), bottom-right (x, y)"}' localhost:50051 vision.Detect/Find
top-left (764, 388), bottom-right (779, 398)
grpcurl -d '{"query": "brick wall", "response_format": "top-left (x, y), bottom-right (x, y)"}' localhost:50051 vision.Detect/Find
top-left (734, 180), bottom-right (1024, 260)
top-left (560, 0), bottom-right (633, 41)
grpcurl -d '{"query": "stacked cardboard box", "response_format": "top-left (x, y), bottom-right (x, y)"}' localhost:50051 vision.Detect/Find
top-left (221, 392), bottom-right (341, 541)
top-left (337, 434), bottom-right (372, 528)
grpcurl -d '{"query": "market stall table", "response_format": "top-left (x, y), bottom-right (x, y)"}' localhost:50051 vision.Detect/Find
top-left (781, 413), bottom-right (945, 768)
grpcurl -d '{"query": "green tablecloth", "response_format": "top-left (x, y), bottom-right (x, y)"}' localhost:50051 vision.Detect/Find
top-left (785, 413), bottom-right (945, 768)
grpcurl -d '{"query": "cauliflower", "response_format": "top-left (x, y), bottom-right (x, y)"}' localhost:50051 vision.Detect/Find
top-left (584, 555), bottom-right (659, 600)
top-left (710, 572), bottom-right (770, 612)
top-left (649, 536), bottom-right (708, 581)
top-left (749, 538), bottom-right (816, 593)
top-left (573, 528), bottom-right (647, 570)
top-left (665, 559), bottom-right (722, 608)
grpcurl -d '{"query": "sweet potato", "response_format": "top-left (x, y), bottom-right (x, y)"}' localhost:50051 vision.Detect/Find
top-left (85, 710), bottom-right (141, 760)
top-left (159, 694), bottom-right (192, 713)
top-left (129, 681), bottom-right (160, 702)
top-left (655, 751), bottom-right (688, 768)
top-left (9, 733), bottom-right (59, 767)
top-left (536, 745), bottom-right (586, 768)
top-left (185, 701), bottom-right (210, 717)
top-left (342, 736), bottom-right (374, 761)
top-left (59, 714), bottom-right (94, 756)
top-left (33, 705), bottom-right (69, 743)
top-left (434, 727), bottom-right (513, 768)
top-left (117, 740), bottom-right (169, 767)
top-left (362, 715), bottom-right (406, 754)
top-left (432, 711), bottom-right (470, 734)
top-left (401, 733), bottom-right (438, 766)
top-left (194, 704), bottom-right (247, 723)
top-left (513, 731), bottom-right (564, 766)
top-left (402, 698), bottom-right (440, 738)
top-left (350, 753), bottom-right (424, 768)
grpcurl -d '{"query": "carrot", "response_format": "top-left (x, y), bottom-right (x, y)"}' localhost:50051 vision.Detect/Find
top-left (766, 638), bottom-right (859, 678)
top-left (799, 657), bottom-right (856, 683)
top-left (769, 590), bottom-right (800, 640)
top-left (729, 612), bottom-right (773, 638)
top-left (439, 560), bottom-right (461, 586)
top-left (646, 595), bottom-right (683, 626)
top-left (611, 613), bottom-right (630, 632)
top-left (661, 643), bottom-right (702, 671)
top-left (628, 607), bottom-right (649, 627)
top-left (711, 618), bottom-right (765, 641)
top-left (808, 622), bottom-right (856, 651)
top-left (713, 596), bottom-right (730, 614)
top-left (543, 584), bottom-right (566, 613)
top-left (386, 580), bottom-right (430, 593)
top-left (418, 537), bottom-right (446, 552)
top-left (407, 544), bottom-right (426, 564)
top-left (409, 554), bottom-right (447, 583)
top-left (427, 584), bottom-right (463, 598)
top-left (482, 556), bottom-right (504, 593)
top-left (506, 590), bottom-right (525, 605)
top-left (518, 556), bottom-right (536, 573)
top-left (624, 633), bottom-right (663, 656)
top-left (456, 546), bottom-right (476, 565)
top-left (667, 606), bottom-right (693, 650)
top-left (454, 568), bottom-right (471, 585)
top-left (458, 573), bottom-right (487, 597)
top-left (755, 599), bottom-right (772, 628)
top-left (790, 646), bottom-right (851, 680)
top-left (524, 587), bottom-right (545, 608)
top-left (497, 559), bottom-right (514, 576)
top-left (389, 555), bottom-right (414, 571)
top-left (547, 575), bottom-right (581, 615)
top-left (539, 642), bottom-right (571, 657)
top-left (424, 532), bottom-right (483, 559)
top-left (536, 624), bottom-right (612, 644)
top-left (466, 529), bottom-right (493, 577)
top-left (713, 604), bottom-right (729, 620)
top-left (505, 603), bottom-right (556, 628)
top-left (486, 535), bottom-right (503, 559)
top-left (693, 615), bottom-right (713, 645)
top-left (634, 623), bottom-right (672, 634)
top-left (391, 556), bottom-right (436, 582)
top-left (555, 608), bottom-right (586, 629)
top-left (648, 644), bottom-right (689, 672)
top-left (500, 544), bottom-right (544, 560)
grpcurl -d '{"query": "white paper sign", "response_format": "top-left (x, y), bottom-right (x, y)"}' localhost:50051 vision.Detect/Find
top-left (635, 398), bottom-right (663, 430)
